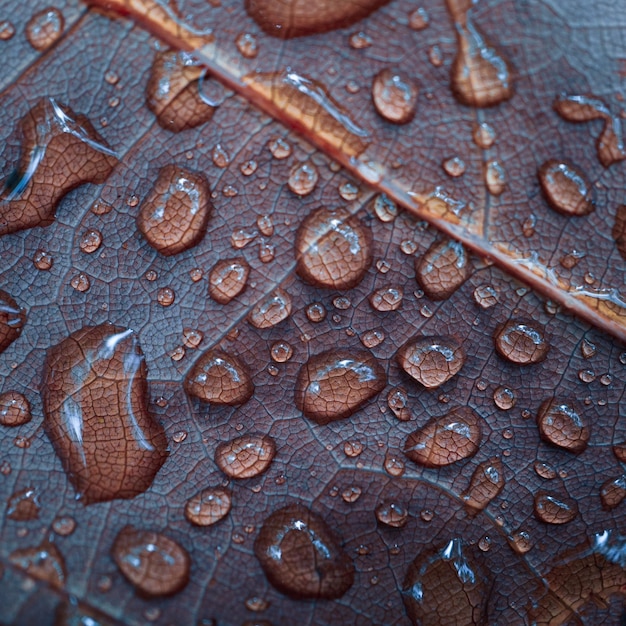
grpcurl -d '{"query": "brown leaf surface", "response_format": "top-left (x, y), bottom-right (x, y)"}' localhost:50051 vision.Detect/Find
top-left (0, 1), bottom-right (625, 625)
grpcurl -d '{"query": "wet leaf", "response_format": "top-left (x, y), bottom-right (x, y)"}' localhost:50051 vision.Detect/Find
top-left (1, 1), bottom-right (625, 625)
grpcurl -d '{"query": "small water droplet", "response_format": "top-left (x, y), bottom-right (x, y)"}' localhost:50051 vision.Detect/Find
top-left (536, 398), bottom-right (589, 453)
top-left (485, 160), bottom-right (506, 195)
top-left (0, 391), bottom-right (31, 427)
top-left (375, 501), bottom-right (408, 528)
top-left (508, 530), bottom-right (532, 554)
top-left (212, 144), bottom-right (230, 168)
top-left (157, 287), bottom-right (175, 306)
top-left (371, 69), bottom-right (419, 124)
top-left (349, 31), bottom-right (372, 49)
top-left (70, 273), bottom-right (90, 292)
top-left (236, 32), bottom-right (258, 58)
top-left (578, 368), bottom-right (596, 383)
top-left (372, 193), bottom-right (398, 222)
top-left (33, 249), bottom-right (53, 271)
top-left (288, 161), bottom-right (319, 196)
top-left (306, 302), bottom-right (327, 323)
top-left (25, 7), bottom-right (64, 51)
top-left (0, 20), bottom-right (15, 40)
top-left (343, 440), bottom-right (363, 457)
top-left (494, 320), bottom-right (549, 365)
top-left (473, 122), bottom-right (496, 148)
top-left (9, 541), bottom-right (66, 589)
top-left (79, 229), bottom-right (102, 254)
top-left (215, 433), bottom-right (276, 479)
top-left (360, 328), bottom-right (385, 349)
top-left (428, 44), bottom-right (443, 67)
top-left (533, 461), bottom-right (557, 480)
top-left (462, 457), bottom-right (505, 514)
top-left (408, 7), bottom-right (429, 30)
top-left (538, 160), bottom-right (594, 217)
top-left (185, 486), bottom-right (232, 526)
top-left (257, 214), bottom-right (274, 236)
top-left (534, 491), bottom-right (578, 524)
top-left (248, 288), bottom-right (292, 328)
top-left (7, 487), bottom-right (40, 521)
top-left (442, 156), bottom-right (466, 178)
top-left (600, 475), bottom-right (626, 511)
top-left (415, 239), bottom-right (470, 301)
top-left (473, 284), bottom-right (498, 308)
top-left (209, 257), bottom-right (250, 304)
top-left (268, 137), bottom-right (292, 159)
top-left (52, 516), bottom-right (76, 536)
top-left (383, 451), bottom-right (405, 477)
top-left (341, 485), bottom-right (362, 503)
top-left (493, 386), bottom-right (516, 410)
top-left (270, 340), bottom-right (293, 363)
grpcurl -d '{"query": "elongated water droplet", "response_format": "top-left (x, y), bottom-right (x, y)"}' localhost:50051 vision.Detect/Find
top-left (248, 288), bottom-right (292, 328)
top-left (25, 7), bottom-right (64, 51)
top-left (462, 457), bottom-right (505, 514)
top-left (375, 501), bottom-right (408, 528)
top-left (209, 257), bottom-right (250, 304)
top-left (371, 69), bottom-right (419, 124)
top-left (600, 475), bottom-right (626, 511)
top-left (215, 433), bottom-right (276, 479)
top-left (185, 486), bottom-right (232, 526)
top-left (288, 161), bottom-right (318, 196)
top-left (484, 159), bottom-right (506, 195)
top-left (534, 491), bottom-right (578, 525)
top-left (538, 159), bottom-right (594, 217)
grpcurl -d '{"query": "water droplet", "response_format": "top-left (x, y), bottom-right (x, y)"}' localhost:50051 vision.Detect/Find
top-left (52, 516), bottom-right (76, 536)
top-left (112, 527), bottom-right (189, 596)
top-left (185, 486), bottom-right (232, 526)
top-left (360, 328), bottom-right (385, 349)
top-left (371, 194), bottom-right (398, 222)
top-left (508, 530), bottom-right (532, 554)
top-left (600, 475), bottom-right (626, 511)
top-left (33, 249), bottom-right (53, 270)
top-left (271, 340), bottom-right (293, 363)
top-left (305, 302), bottom-right (327, 323)
top-left (369, 286), bottom-right (403, 312)
top-left (245, 596), bottom-right (270, 613)
top-left (295, 349), bottom-right (386, 424)
top-left (349, 31), bottom-right (372, 49)
top-left (181, 328), bottom-right (203, 350)
top-left (211, 144), bottom-right (230, 168)
top-left (485, 160), bottom-right (506, 195)
top-left (387, 387), bottom-right (410, 421)
top-left (240, 159), bottom-right (258, 177)
top-left (371, 69), bottom-right (418, 124)
top-left (41, 325), bottom-right (168, 504)
top-left (478, 536), bottom-right (491, 552)
top-left (246, 0), bottom-right (391, 38)
top-left (415, 239), bottom-right (470, 301)
top-left (288, 161), bottom-right (319, 196)
top-left (494, 320), bottom-right (549, 365)
top-left (534, 491), bottom-right (578, 525)
top-left (396, 335), bottom-right (466, 389)
top-left (258, 241), bottom-right (275, 263)
top-left (79, 229), bottom-right (102, 254)
top-left (243, 70), bottom-right (369, 157)
top-left (256, 214), bottom-right (274, 236)
top-left (536, 398), bottom-right (589, 453)
top-left (156, 286), bottom-right (175, 307)
top-left (428, 44), bottom-right (443, 67)
top-left (215, 433), bottom-right (275, 479)
top-left (534, 461), bottom-right (557, 480)
top-left (493, 386), bottom-right (516, 410)
top-left (405, 406), bottom-right (482, 467)
top-left (408, 7), bottom-right (429, 30)
top-left (236, 32), bottom-right (258, 58)
top-left (446, 0), bottom-right (513, 107)
top-left (295, 207), bottom-right (372, 289)
top-left (25, 7), bottom-right (64, 51)
top-left (0, 20), bottom-right (15, 40)
top-left (146, 50), bottom-right (214, 132)
top-left (538, 160), bottom-right (594, 217)
top-left (7, 487), bottom-right (40, 521)
top-left (333, 295), bottom-right (351, 310)
top-left (137, 166), bottom-right (212, 256)
top-left (578, 368), bottom-right (596, 383)
top-left (184, 349), bottom-right (253, 405)
top-left (383, 451), bottom-right (405, 477)
top-left (472, 284), bottom-right (498, 309)
top-left (267, 136), bottom-right (291, 159)
top-left (341, 485), bottom-right (362, 503)
top-left (462, 457), bottom-right (505, 514)
top-left (248, 288), bottom-right (292, 328)
top-left (338, 181), bottom-right (359, 201)
top-left (0, 391), bottom-right (31, 427)
top-left (442, 156), bottom-right (466, 178)
top-left (70, 272), bottom-right (90, 293)
top-left (472, 122), bottom-right (495, 148)
top-left (553, 94), bottom-right (626, 167)
top-left (522, 213), bottom-right (536, 238)
top-left (0, 99), bottom-right (117, 235)
top-left (254, 503), bottom-right (354, 600)
top-left (343, 440), bottom-right (363, 457)
top-left (9, 541), bottom-right (66, 589)
top-left (600, 373), bottom-right (612, 386)
top-left (90, 201), bottom-right (112, 217)
top-left (375, 501), bottom-right (408, 528)
top-left (580, 339), bottom-right (596, 359)
top-left (402, 538), bottom-right (487, 625)
top-left (208, 258), bottom-right (250, 304)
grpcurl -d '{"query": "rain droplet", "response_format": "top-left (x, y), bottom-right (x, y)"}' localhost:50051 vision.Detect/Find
top-left (338, 181), bottom-right (359, 201)
top-left (473, 122), bottom-right (495, 148)
top-left (0, 391), bottom-right (31, 427)
top-left (538, 160), bottom-right (594, 217)
top-left (236, 32), bottom-right (258, 58)
top-left (209, 257), bottom-right (250, 304)
top-left (341, 486), bottom-right (362, 503)
top-left (248, 288), bottom-right (292, 328)
top-left (91, 200), bottom-right (112, 216)
top-left (372, 193), bottom-right (398, 222)
top-left (375, 501), bottom-right (408, 528)
top-left (508, 530), bottom-right (532, 554)
top-left (360, 328), bottom-right (385, 349)
top-left (442, 156), bottom-right (466, 177)
top-left (257, 214), bottom-right (274, 236)
top-left (343, 440), bottom-right (363, 457)
top-left (295, 349), bottom-right (386, 424)
top-left (428, 44), bottom-right (443, 67)
top-left (580, 339), bottom-right (596, 359)
top-left (112, 527), bottom-right (190, 596)
top-left (333, 295), bottom-right (351, 310)
top-left (254, 503), bottom-right (354, 600)
top-left (462, 457), bottom-right (505, 514)
top-left (33, 249), bottom-right (53, 270)
top-left (295, 207), bottom-right (372, 289)
top-left (288, 161), bottom-right (319, 196)
top-left (536, 398), bottom-right (589, 453)
top-left (306, 302), bottom-right (327, 323)
top-left (185, 486), bottom-right (232, 526)
top-left (41, 325), bottom-right (168, 504)
top-left (215, 433), bottom-right (275, 479)
top-left (600, 475), bottom-right (626, 511)
top-left (493, 386), bottom-right (516, 410)
top-left (25, 7), bottom-right (64, 51)
top-left (182, 328), bottom-right (203, 349)
top-left (270, 340), bottom-right (293, 363)
top-left (408, 7), bottom-right (429, 30)
top-left (383, 451), bottom-right (405, 477)
top-left (156, 286), bottom-right (175, 307)
top-left (79, 229), bottom-right (102, 254)
top-left (0, 20), bottom-right (15, 40)
top-left (494, 320), bottom-right (549, 365)
top-left (578, 368), bottom-right (596, 383)
top-left (349, 31), bottom-right (372, 49)
top-left (534, 491), bottom-right (578, 525)
top-left (371, 68), bottom-right (419, 124)
top-left (267, 137), bottom-right (292, 159)
top-left (396, 335), bottom-right (466, 389)
top-left (485, 160), bottom-right (506, 195)
top-left (212, 144), bottom-right (230, 168)
top-left (52, 516), bottom-right (76, 536)
top-left (387, 387), bottom-right (410, 421)
top-left (9, 541), bottom-right (66, 589)
top-left (415, 239), bottom-right (470, 301)
top-left (369, 287), bottom-right (403, 312)
top-left (7, 487), bottom-right (40, 521)
top-left (184, 349), bottom-right (254, 406)
top-left (473, 284), bottom-right (498, 309)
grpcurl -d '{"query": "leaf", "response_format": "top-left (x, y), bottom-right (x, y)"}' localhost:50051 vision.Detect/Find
top-left (0, 1), bottom-right (625, 625)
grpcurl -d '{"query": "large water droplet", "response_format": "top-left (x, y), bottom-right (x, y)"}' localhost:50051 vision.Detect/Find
top-left (534, 491), bottom-right (578, 525)
top-left (41, 324), bottom-right (168, 504)
top-left (254, 503), bottom-right (354, 599)
top-left (375, 501), bottom-right (408, 528)
top-left (295, 348), bottom-right (386, 424)
top-left (404, 406), bottom-right (482, 467)
top-left (215, 433), bottom-right (276, 479)
top-left (462, 457), bottom-right (504, 514)
top-left (78, 229), bottom-right (103, 254)
top-left (493, 385), bottom-right (516, 410)
top-left (369, 286), bottom-right (403, 312)
top-left (1, 99), bottom-right (117, 235)
top-left (248, 288), bottom-right (292, 328)
top-left (538, 160), bottom-right (594, 217)
top-left (184, 349), bottom-right (254, 406)
top-left (402, 538), bottom-right (487, 625)
top-left (536, 398), bottom-right (589, 453)
top-left (396, 335), bottom-right (466, 389)
top-left (146, 50), bottom-right (214, 132)
top-left (245, 0), bottom-right (391, 38)
top-left (137, 165), bottom-right (212, 256)
top-left (295, 207), bottom-right (372, 289)
top-left (0, 391), bottom-right (31, 426)
top-left (112, 527), bottom-right (190, 596)
top-left (414, 239), bottom-right (470, 301)
top-left (446, 0), bottom-right (513, 107)
top-left (288, 161), bottom-right (319, 196)
top-left (371, 69), bottom-right (418, 124)
top-left (25, 7), bottom-right (64, 51)
top-left (185, 486), bottom-right (232, 525)
top-left (494, 320), bottom-right (549, 365)
top-left (9, 541), bottom-right (66, 589)
top-left (208, 257), bottom-right (250, 304)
